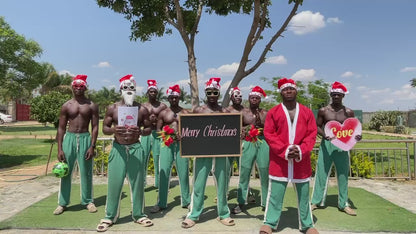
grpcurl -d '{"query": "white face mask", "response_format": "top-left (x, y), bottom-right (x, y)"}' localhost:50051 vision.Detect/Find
top-left (120, 81), bottom-right (136, 106)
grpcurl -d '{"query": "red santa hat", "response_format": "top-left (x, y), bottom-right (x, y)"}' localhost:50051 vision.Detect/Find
top-left (166, 84), bottom-right (181, 96)
top-left (330, 81), bottom-right (349, 94)
top-left (249, 86), bottom-right (267, 98)
top-left (71, 74), bottom-right (87, 86)
top-left (277, 78), bottom-right (297, 92)
top-left (147, 79), bottom-right (158, 90)
top-left (229, 86), bottom-right (241, 96)
top-left (119, 74), bottom-right (136, 89)
top-left (205, 77), bottom-right (221, 90)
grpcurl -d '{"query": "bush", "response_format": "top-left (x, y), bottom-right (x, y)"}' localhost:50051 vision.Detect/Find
top-left (368, 111), bottom-right (404, 132)
top-left (350, 152), bottom-right (374, 178)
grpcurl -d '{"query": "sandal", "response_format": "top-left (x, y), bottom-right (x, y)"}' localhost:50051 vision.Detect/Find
top-left (135, 217), bottom-right (153, 227)
top-left (216, 217), bottom-right (235, 226)
top-left (181, 218), bottom-right (196, 229)
top-left (259, 224), bottom-right (272, 234)
top-left (96, 219), bottom-right (113, 232)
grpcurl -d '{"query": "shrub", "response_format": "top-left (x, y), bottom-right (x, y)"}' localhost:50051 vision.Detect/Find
top-left (350, 152), bottom-right (374, 178)
top-left (368, 111), bottom-right (404, 132)
top-left (93, 140), bottom-right (110, 175)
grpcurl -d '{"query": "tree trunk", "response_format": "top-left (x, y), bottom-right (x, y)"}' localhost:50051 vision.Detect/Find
top-left (187, 45), bottom-right (200, 109)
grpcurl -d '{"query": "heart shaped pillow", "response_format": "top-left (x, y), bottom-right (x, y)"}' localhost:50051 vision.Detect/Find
top-left (324, 118), bottom-right (362, 151)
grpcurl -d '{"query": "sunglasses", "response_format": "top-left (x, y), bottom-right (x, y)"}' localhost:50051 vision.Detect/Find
top-left (73, 84), bottom-right (86, 89)
top-left (233, 94), bottom-right (242, 98)
top-left (206, 91), bottom-right (219, 96)
top-left (122, 85), bottom-right (136, 91)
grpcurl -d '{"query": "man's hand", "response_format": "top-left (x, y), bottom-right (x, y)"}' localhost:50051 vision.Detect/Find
top-left (85, 147), bottom-right (95, 160)
top-left (57, 150), bottom-right (66, 162)
top-left (287, 145), bottom-right (300, 159)
top-left (127, 126), bottom-right (142, 135)
top-left (115, 125), bottom-right (128, 134)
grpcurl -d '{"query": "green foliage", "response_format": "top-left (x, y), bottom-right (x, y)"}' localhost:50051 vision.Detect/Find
top-left (261, 77), bottom-right (330, 109)
top-left (89, 87), bottom-right (120, 118)
top-left (93, 140), bottom-right (110, 175)
top-left (29, 91), bottom-right (71, 128)
top-left (0, 17), bottom-right (43, 102)
top-left (368, 111), bottom-right (404, 131)
top-left (350, 152), bottom-right (374, 178)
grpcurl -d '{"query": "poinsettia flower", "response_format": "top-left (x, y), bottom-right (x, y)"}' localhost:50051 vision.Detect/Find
top-left (165, 137), bottom-right (174, 146)
top-left (159, 125), bottom-right (177, 146)
top-left (163, 125), bottom-right (175, 135)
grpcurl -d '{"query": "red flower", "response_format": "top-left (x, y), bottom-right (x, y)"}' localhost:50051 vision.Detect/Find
top-left (159, 125), bottom-right (176, 146)
top-left (245, 125), bottom-right (262, 143)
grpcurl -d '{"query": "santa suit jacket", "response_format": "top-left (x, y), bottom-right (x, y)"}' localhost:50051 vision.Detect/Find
top-left (264, 103), bottom-right (317, 183)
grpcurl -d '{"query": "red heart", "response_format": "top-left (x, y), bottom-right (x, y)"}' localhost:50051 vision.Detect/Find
top-left (324, 118), bottom-right (362, 151)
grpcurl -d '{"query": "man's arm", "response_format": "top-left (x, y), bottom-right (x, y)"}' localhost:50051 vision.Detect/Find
top-left (156, 110), bottom-right (165, 132)
top-left (316, 107), bottom-right (327, 139)
top-left (102, 105), bottom-right (115, 135)
top-left (139, 106), bottom-right (151, 136)
top-left (56, 103), bottom-right (68, 162)
top-left (85, 103), bottom-right (99, 160)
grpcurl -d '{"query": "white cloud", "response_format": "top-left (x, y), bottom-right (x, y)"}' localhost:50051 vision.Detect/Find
top-left (266, 55), bottom-right (287, 65)
top-left (341, 71), bottom-right (354, 77)
top-left (58, 70), bottom-right (74, 76)
top-left (289, 11), bottom-right (326, 35)
top-left (205, 62), bottom-right (239, 76)
top-left (290, 69), bottom-right (316, 81)
top-left (327, 17), bottom-right (343, 24)
top-left (94, 61), bottom-right (111, 68)
top-left (400, 67), bottom-right (416, 72)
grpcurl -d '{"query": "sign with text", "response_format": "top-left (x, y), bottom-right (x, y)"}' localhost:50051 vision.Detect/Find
top-left (179, 113), bottom-right (242, 157)
top-left (324, 117), bottom-right (362, 151)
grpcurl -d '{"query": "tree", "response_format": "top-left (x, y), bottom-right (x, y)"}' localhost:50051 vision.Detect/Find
top-left (89, 87), bottom-right (120, 118)
top-left (410, 78), bottom-right (416, 88)
top-left (96, 0), bottom-right (303, 108)
top-left (38, 64), bottom-right (72, 95)
top-left (0, 17), bottom-right (43, 102)
top-left (29, 91), bottom-right (71, 128)
top-left (262, 77), bottom-right (330, 110)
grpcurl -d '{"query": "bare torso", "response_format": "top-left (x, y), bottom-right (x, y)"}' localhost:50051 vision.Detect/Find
top-left (143, 101), bottom-right (168, 130)
top-left (63, 98), bottom-right (95, 133)
top-left (103, 101), bottom-right (149, 145)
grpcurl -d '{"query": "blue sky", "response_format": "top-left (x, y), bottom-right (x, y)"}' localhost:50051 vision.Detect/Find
top-left (1, 0), bottom-right (416, 112)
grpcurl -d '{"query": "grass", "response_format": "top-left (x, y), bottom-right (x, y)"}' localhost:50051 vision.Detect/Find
top-left (0, 138), bottom-right (57, 169)
top-left (0, 183), bottom-right (415, 232)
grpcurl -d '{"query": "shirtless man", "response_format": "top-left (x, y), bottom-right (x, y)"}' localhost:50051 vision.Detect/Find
top-left (181, 77), bottom-right (235, 229)
top-left (150, 84), bottom-right (190, 213)
top-left (96, 74), bottom-right (152, 232)
top-left (142, 80), bottom-right (168, 188)
top-left (311, 81), bottom-right (361, 216)
top-left (54, 74), bottom-right (99, 215)
top-left (233, 86), bottom-right (269, 214)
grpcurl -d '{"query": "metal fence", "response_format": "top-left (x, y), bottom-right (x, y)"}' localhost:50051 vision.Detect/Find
top-left (313, 139), bottom-right (415, 180)
top-left (94, 138), bottom-right (416, 180)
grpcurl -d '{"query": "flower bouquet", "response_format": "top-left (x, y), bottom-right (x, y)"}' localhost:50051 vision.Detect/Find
top-left (159, 125), bottom-right (176, 147)
top-left (245, 124), bottom-right (262, 143)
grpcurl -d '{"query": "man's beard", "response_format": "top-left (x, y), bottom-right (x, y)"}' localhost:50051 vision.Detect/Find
top-left (122, 91), bottom-right (136, 106)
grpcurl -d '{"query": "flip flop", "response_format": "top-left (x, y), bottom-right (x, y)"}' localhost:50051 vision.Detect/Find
top-left (135, 217), bottom-right (153, 227)
top-left (181, 218), bottom-right (196, 229)
top-left (216, 217), bottom-right (235, 226)
top-left (96, 219), bottom-right (113, 232)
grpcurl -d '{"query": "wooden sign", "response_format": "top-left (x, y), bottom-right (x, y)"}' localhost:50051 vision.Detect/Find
top-left (179, 113), bottom-right (242, 157)
top-left (324, 117), bottom-right (362, 151)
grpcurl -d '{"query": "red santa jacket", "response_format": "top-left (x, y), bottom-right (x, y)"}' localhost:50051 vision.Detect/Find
top-left (264, 103), bottom-right (317, 182)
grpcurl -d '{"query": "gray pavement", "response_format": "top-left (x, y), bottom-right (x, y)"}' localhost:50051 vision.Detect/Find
top-left (0, 174), bottom-right (415, 234)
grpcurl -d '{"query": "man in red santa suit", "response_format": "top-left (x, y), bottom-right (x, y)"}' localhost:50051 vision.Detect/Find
top-left (260, 78), bottom-right (319, 234)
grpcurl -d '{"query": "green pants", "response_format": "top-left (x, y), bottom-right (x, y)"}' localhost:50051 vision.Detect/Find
top-left (264, 180), bottom-right (314, 231)
top-left (187, 157), bottom-right (231, 221)
top-left (58, 132), bottom-right (93, 206)
top-left (103, 142), bottom-right (147, 223)
top-left (311, 139), bottom-right (350, 209)
top-left (157, 141), bottom-right (190, 208)
top-left (142, 130), bottom-right (161, 187)
top-left (237, 138), bottom-right (269, 206)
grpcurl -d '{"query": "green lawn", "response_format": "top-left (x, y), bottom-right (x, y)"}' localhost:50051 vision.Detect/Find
top-left (0, 184), bottom-right (415, 232)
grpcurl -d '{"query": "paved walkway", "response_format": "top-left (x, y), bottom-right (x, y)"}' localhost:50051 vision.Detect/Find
top-left (0, 172), bottom-right (415, 234)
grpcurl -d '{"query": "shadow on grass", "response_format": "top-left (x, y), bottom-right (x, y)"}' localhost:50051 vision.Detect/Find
top-left (0, 154), bottom-right (42, 169)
